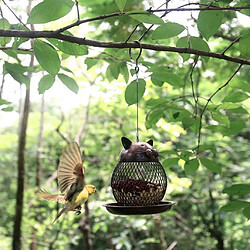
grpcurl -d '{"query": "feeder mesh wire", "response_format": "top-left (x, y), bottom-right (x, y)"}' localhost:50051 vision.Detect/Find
top-left (111, 161), bottom-right (167, 206)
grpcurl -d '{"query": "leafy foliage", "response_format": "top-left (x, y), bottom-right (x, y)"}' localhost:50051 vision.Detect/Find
top-left (0, 0), bottom-right (249, 249)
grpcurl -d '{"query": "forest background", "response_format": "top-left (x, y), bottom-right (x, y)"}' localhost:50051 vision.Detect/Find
top-left (0, 0), bottom-right (249, 249)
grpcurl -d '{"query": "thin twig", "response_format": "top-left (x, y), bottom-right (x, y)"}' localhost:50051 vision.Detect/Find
top-left (124, 23), bottom-right (141, 43)
top-left (190, 55), bottom-right (199, 116)
top-left (56, 12), bottom-right (125, 33)
top-left (138, 1), bottom-right (171, 42)
top-left (0, 74), bottom-right (5, 99)
top-left (221, 36), bottom-right (241, 55)
top-left (196, 64), bottom-right (243, 153)
top-left (75, 0), bottom-right (80, 21)
top-left (56, 111), bottom-right (69, 143)
top-left (1, 29), bottom-right (249, 65)
top-left (2, 0), bottom-right (29, 29)
top-left (149, 6), bottom-right (250, 13)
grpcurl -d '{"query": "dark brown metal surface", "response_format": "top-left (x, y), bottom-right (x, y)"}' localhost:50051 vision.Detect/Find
top-left (103, 201), bottom-right (175, 215)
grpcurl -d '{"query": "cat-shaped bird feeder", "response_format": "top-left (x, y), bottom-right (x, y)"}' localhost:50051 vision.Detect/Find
top-left (104, 137), bottom-right (174, 215)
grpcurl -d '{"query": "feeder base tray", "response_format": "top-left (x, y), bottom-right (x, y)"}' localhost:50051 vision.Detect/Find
top-left (103, 201), bottom-right (175, 215)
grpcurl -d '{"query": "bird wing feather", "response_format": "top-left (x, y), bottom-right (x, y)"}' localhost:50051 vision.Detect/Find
top-left (57, 142), bottom-right (85, 194)
top-left (37, 192), bottom-right (67, 204)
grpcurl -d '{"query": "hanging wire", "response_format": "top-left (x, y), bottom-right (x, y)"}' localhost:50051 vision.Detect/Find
top-left (129, 41), bottom-right (143, 142)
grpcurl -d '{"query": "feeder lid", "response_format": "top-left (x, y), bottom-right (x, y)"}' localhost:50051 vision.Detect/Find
top-left (103, 200), bottom-right (175, 215)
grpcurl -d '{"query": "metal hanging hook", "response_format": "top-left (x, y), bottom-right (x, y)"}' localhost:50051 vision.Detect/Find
top-left (128, 41), bottom-right (143, 142)
top-left (129, 40), bottom-right (143, 67)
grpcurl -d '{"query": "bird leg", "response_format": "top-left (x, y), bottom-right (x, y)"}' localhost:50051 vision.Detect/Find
top-left (74, 205), bottom-right (82, 215)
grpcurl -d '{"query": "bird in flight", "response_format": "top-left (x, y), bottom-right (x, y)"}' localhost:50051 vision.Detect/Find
top-left (38, 142), bottom-right (96, 223)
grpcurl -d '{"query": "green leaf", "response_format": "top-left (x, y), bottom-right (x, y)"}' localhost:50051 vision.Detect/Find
top-left (212, 113), bottom-right (230, 127)
top-left (197, 10), bottom-right (223, 40)
top-left (239, 31), bottom-right (250, 58)
top-left (220, 201), bottom-right (250, 212)
top-left (0, 99), bottom-right (11, 106)
top-left (4, 62), bottom-right (30, 86)
top-left (222, 184), bottom-right (250, 195)
top-left (146, 98), bottom-right (167, 107)
top-left (151, 76), bottom-right (164, 87)
top-left (38, 75), bottom-right (55, 94)
top-left (125, 79), bottom-right (146, 105)
top-left (184, 159), bottom-right (199, 174)
top-left (107, 63), bottom-right (119, 80)
top-left (162, 158), bottom-right (179, 168)
top-left (218, 103), bottom-right (241, 110)
top-left (200, 158), bottom-right (221, 174)
top-left (179, 150), bottom-right (193, 161)
top-left (120, 63), bottom-right (129, 83)
top-left (145, 109), bottom-right (164, 129)
top-left (85, 58), bottom-right (98, 70)
top-left (127, 10), bottom-right (164, 25)
top-left (1, 106), bottom-right (14, 112)
top-left (223, 91), bottom-right (249, 103)
top-left (182, 116), bottom-right (196, 129)
top-left (223, 120), bottom-right (245, 136)
top-left (230, 106), bottom-right (248, 114)
top-left (58, 73), bottom-right (79, 94)
top-left (152, 22), bottom-right (185, 40)
top-left (28, 0), bottom-right (74, 24)
top-left (34, 39), bottom-right (61, 76)
top-left (115, 0), bottom-right (127, 12)
top-left (176, 36), bottom-right (210, 62)
top-left (151, 72), bottom-right (183, 87)
top-left (48, 38), bottom-right (88, 56)
top-left (243, 206), bottom-right (250, 219)
top-left (0, 18), bottom-right (11, 46)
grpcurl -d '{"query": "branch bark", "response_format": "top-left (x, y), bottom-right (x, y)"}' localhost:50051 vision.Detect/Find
top-left (0, 29), bottom-right (249, 65)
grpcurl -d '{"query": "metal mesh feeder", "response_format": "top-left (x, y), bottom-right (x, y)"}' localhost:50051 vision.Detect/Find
top-left (111, 161), bottom-right (167, 206)
top-left (103, 160), bottom-right (174, 215)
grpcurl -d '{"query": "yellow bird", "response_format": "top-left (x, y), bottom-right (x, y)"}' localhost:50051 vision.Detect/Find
top-left (37, 142), bottom-right (96, 223)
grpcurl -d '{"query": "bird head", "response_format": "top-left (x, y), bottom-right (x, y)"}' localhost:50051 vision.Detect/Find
top-left (85, 185), bottom-right (97, 195)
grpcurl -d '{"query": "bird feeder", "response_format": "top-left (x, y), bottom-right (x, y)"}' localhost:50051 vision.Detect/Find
top-left (103, 139), bottom-right (174, 215)
top-left (103, 42), bottom-right (174, 215)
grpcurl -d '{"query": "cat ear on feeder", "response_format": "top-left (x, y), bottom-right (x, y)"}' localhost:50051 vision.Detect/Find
top-left (121, 137), bottom-right (132, 149)
top-left (147, 139), bottom-right (153, 146)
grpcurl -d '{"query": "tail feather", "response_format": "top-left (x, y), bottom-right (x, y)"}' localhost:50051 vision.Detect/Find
top-left (52, 206), bottom-right (68, 224)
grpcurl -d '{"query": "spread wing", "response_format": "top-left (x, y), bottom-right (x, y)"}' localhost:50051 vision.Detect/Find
top-left (37, 191), bottom-right (67, 204)
top-left (57, 142), bottom-right (84, 194)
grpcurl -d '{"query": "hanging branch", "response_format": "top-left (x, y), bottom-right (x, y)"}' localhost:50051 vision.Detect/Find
top-left (0, 29), bottom-right (249, 65)
top-left (196, 64), bottom-right (243, 153)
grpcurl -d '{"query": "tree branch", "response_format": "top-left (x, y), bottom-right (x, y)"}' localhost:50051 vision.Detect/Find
top-left (0, 29), bottom-right (249, 65)
top-left (196, 64), bottom-right (243, 153)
